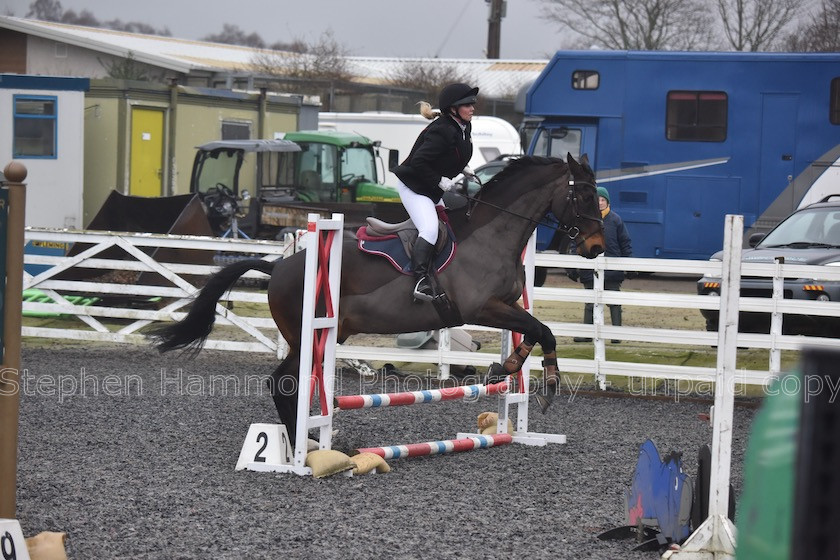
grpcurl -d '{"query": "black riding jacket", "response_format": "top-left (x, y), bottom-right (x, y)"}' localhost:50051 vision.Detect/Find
top-left (393, 114), bottom-right (472, 202)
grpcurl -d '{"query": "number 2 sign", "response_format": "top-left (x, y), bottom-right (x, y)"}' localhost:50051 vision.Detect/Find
top-left (0, 520), bottom-right (31, 560)
top-left (234, 424), bottom-right (293, 471)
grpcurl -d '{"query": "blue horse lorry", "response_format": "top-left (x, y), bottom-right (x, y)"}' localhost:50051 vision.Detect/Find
top-left (525, 50), bottom-right (840, 262)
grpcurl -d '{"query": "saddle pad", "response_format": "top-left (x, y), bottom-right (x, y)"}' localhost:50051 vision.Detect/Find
top-left (357, 224), bottom-right (456, 275)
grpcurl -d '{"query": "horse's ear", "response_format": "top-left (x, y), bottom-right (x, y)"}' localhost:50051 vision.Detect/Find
top-left (567, 152), bottom-right (582, 175)
top-left (579, 153), bottom-right (594, 175)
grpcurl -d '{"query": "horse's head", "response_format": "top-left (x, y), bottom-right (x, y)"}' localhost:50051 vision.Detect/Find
top-left (550, 153), bottom-right (605, 259)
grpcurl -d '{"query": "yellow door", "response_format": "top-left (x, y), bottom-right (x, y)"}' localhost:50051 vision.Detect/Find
top-left (129, 108), bottom-right (164, 197)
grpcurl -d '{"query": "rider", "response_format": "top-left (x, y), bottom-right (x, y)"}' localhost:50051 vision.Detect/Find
top-left (393, 82), bottom-right (478, 302)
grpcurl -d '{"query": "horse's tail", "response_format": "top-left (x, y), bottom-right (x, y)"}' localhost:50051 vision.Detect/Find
top-left (150, 258), bottom-right (276, 355)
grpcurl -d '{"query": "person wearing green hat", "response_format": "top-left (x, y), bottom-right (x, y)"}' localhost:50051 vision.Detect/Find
top-left (569, 185), bottom-right (634, 343)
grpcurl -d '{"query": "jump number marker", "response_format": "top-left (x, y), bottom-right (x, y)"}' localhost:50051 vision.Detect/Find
top-left (253, 432), bottom-right (269, 463)
top-left (235, 424), bottom-right (293, 470)
top-left (1, 532), bottom-right (15, 560)
top-left (0, 521), bottom-right (30, 560)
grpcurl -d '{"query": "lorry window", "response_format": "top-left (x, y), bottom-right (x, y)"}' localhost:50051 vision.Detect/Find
top-left (572, 70), bottom-right (599, 90)
top-left (666, 91), bottom-right (727, 142)
top-left (532, 127), bottom-right (582, 159)
top-left (831, 78), bottom-right (840, 125)
top-left (342, 146), bottom-right (376, 183)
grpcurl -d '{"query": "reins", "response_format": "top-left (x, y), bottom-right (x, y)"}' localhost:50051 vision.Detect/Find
top-left (459, 176), bottom-right (603, 241)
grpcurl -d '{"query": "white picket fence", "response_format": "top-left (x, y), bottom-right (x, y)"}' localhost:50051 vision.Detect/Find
top-left (21, 220), bottom-right (840, 388)
top-left (22, 229), bottom-right (294, 354)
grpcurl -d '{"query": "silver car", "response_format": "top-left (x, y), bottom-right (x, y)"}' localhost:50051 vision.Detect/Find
top-left (697, 196), bottom-right (840, 335)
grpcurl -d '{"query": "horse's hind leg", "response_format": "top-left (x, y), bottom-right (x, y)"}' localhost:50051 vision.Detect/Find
top-left (267, 354), bottom-right (300, 445)
top-left (475, 301), bottom-right (559, 412)
top-left (485, 338), bottom-right (535, 384)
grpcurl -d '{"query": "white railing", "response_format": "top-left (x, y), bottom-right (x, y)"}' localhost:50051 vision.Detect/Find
top-left (22, 222), bottom-right (840, 386)
top-left (22, 228), bottom-right (296, 355)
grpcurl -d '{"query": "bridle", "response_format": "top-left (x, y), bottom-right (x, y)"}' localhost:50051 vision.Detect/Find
top-left (550, 180), bottom-right (604, 243)
top-left (462, 177), bottom-right (603, 243)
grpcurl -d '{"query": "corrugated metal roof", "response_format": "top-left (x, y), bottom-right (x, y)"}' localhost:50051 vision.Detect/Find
top-left (345, 57), bottom-right (547, 98)
top-left (0, 16), bottom-right (546, 98)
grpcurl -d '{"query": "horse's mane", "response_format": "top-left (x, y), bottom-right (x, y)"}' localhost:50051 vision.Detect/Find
top-left (443, 156), bottom-right (568, 231)
top-left (478, 156), bottom-right (567, 195)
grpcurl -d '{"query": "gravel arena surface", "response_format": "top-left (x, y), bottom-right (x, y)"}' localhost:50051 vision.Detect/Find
top-left (17, 342), bottom-right (756, 559)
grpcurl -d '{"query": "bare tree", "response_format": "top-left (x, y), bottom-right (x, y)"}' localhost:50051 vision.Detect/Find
top-left (202, 24), bottom-right (266, 49)
top-left (539, 0), bottom-right (715, 50)
top-left (785, 0), bottom-right (840, 51)
top-left (25, 0), bottom-right (170, 35)
top-left (98, 51), bottom-right (149, 81)
top-left (716, 0), bottom-right (803, 50)
top-left (285, 30), bottom-right (351, 80)
top-left (249, 30), bottom-right (352, 93)
top-left (26, 0), bottom-right (63, 20)
top-left (387, 61), bottom-right (476, 107)
top-left (61, 9), bottom-right (99, 27)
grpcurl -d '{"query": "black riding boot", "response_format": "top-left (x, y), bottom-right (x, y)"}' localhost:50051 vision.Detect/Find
top-left (410, 237), bottom-right (439, 302)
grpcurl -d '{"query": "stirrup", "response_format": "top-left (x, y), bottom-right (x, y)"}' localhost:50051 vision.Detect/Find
top-left (412, 277), bottom-right (435, 302)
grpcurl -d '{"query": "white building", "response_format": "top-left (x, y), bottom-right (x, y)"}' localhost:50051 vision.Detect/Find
top-left (0, 73), bottom-right (88, 229)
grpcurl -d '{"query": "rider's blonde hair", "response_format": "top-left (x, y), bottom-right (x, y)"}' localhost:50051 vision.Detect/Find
top-left (418, 101), bottom-right (441, 120)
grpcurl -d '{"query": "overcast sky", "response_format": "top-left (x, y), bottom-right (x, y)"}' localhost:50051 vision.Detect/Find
top-left (3, 0), bottom-right (567, 60)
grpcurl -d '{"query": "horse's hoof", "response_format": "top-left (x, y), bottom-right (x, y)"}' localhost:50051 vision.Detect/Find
top-left (483, 362), bottom-right (507, 385)
top-left (535, 380), bottom-right (557, 414)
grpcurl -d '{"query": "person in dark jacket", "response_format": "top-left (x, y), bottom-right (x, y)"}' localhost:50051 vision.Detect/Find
top-left (570, 186), bottom-right (633, 342)
top-left (393, 82), bottom-right (478, 302)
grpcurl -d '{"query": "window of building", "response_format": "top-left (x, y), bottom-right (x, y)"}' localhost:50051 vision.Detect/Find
top-left (666, 91), bottom-right (727, 142)
top-left (221, 121), bottom-right (251, 140)
top-left (572, 70), bottom-right (599, 90)
top-left (13, 95), bottom-right (57, 158)
top-left (831, 78), bottom-right (840, 125)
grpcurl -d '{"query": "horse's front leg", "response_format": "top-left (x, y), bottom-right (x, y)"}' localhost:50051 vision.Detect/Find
top-left (474, 300), bottom-right (559, 412)
top-left (267, 353), bottom-right (300, 444)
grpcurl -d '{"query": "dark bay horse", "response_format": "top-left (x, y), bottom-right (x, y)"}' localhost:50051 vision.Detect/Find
top-left (152, 155), bottom-right (605, 441)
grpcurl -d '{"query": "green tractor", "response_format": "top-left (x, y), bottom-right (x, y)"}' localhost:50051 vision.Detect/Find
top-left (190, 131), bottom-right (406, 239)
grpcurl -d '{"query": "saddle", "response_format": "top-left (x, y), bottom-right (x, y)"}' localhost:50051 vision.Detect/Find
top-left (357, 211), bottom-right (456, 275)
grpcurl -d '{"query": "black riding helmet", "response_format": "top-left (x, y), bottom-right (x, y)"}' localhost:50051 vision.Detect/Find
top-left (438, 83), bottom-right (479, 112)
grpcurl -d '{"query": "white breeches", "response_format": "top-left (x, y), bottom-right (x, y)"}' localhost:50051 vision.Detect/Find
top-left (398, 181), bottom-right (444, 245)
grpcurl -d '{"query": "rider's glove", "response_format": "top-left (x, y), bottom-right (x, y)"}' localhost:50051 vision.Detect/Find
top-left (438, 177), bottom-right (456, 191)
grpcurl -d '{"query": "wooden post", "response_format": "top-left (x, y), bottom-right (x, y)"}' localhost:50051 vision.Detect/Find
top-left (486, 0), bottom-right (504, 59)
top-left (0, 161), bottom-right (26, 518)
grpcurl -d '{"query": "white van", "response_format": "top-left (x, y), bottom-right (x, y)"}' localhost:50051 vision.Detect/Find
top-left (318, 111), bottom-right (523, 186)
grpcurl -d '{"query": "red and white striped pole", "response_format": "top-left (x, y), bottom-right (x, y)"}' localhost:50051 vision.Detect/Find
top-left (335, 381), bottom-right (510, 410)
top-left (357, 433), bottom-right (513, 460)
